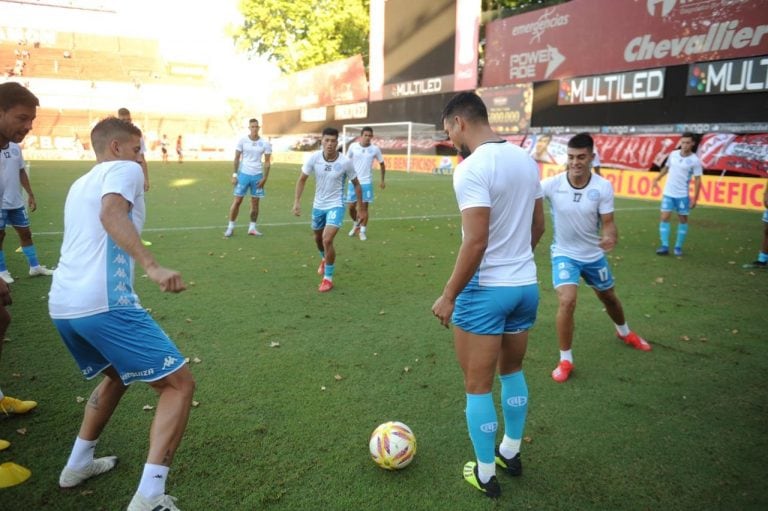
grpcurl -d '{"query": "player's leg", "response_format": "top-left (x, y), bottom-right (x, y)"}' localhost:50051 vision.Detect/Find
top-left (12, 214), bottom-right (52, 276)
top-left (553, 283), bottom-right (578, 382)
top-left (226, 195), bottom-right (244, 237)
top-left (592, 286), bottom-right (651, 351)
top-left (358, 184), bottom-right (373, 240)
top-left (347, 183), bottom-right (359, 236)
top-left (248, 196), bottom-right (262, 236)
top-left (454, 326), bottom-right (502, 498)
top-left (657, 197), bottom-right (673, 254)
top-left (674, 211), bottom-right (689, 256)
top-left (0, 217), bottom-right (11, 283)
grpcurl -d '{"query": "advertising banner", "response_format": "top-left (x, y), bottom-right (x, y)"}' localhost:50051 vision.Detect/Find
top-left (698, 133), bottom-right (768, 176)
top-left (477, 84), bottom-right (532, 134)
top-left (559, 68), bottom-right (665, 105)
top-left (483, 0), bottom-right (768, 86)
top-left (687, 55), bottom-right (768, 95)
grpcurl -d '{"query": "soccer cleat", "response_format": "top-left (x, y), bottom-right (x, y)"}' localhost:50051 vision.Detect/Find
top-left (141, 239), bottom-right (153, 247)
top-left (655, 246), bottom-right (669, 255)
top-left (348, 225), bottom-right (359, 237)
top-left (463, 461), bottom-right (500, 499)
top-left (618, 331), bottom-right (652, 352)
top-left (127, 492), bottom-right (180, 511)
top-left (248, 228), bottom-right (263, 236)
top-left (742, 260), bottom-right (767, 269)
top-left (59, 456), bottom-right (118, 488)
top-left (224, 227), bottom-right (233, 238)
top-left (318, 278), bottom-right (334, 293)
top-left (495, 448), bottom-right (522, 476)
top-left (29, 265), bottom-right (54, 277)
top-left (0, 462), bottom-right (31, 488)
top-left (0, 439), bottom-right (9, 451)
top-left (0, 396), bottom-right (37, 415)
top-left (673, 247), bottom-right (683, 257)
top-left (359, 231), bottom-right (367, 241)
top-left (551, 360), bottom-right (573, 383)
top-left (317, 259), bottom-right (325, 275)
top-left (0, 270), bottom-right (14, 284)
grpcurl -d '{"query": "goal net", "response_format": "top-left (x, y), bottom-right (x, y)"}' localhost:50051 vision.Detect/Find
top-left (342, 122), bottom-right (438, 173)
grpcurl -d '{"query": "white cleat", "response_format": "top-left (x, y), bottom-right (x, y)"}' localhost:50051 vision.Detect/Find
top-left (248, 229), bottom-right (263, 236)
top-left (224, 228), bottom-right (234, 238)
top-left (29, 265), bottom-right (54, 277)
top-left (359, 231), bottom-right (367, 241)
top-left (0, 271), bottom-right (14, 284)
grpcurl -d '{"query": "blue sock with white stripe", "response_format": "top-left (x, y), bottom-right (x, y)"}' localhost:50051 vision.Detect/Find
top-left (499, 371), bottom-right (527, 459)
top-left (22, 245), bottom-right (39, 268)
top-left (324, 263), bottom-right (334, 280)
top-left (675, 224), bottom-right (688, 249)
top-left (659, 221), bottom-right (670, 247)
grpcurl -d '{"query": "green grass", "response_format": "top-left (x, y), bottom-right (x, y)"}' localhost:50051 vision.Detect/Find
top-left (1, 161), bottom-right (766, 510)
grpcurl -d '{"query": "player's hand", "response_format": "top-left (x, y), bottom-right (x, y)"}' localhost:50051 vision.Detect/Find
top-left (144, 180), bottom-right (150, 192)
top-left (27, 195), bottom-right (36, 212)
top-left (599, 236), bottom-right (616, 252)
top-left (257, 179), bottom-right (267, 189)
top-left (0, 279), bottom-right (12, 306)
top-left (690, 196), bottom-right (697, 209)
top-left (651, 180), bottom-right (659, 191)
top-left (231, 176), bottom-right (238, 185)
top-left (147, 266), bottom-right (186, 293)
top-left (431, 294), bottom-right (454, 328)
top-left (292, 203), bottom-right (301, 216)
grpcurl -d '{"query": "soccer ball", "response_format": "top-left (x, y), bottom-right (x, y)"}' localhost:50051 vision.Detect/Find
top-left (369, 421), bottom-right (416, 470)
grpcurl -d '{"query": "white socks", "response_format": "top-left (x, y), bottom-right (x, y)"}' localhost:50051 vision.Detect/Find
top-left (137, 463), bottom-right (169, 499)
top-left (615, 323), bottom-right (630, 336)
top-left (477, 461), bottom-right (496, 484)
top-left (499, 435), bottom-right (521, 459)
top-left (66, 437), bottom-right (98, 470)
top-left (559, 349), bottom-right (573, 363)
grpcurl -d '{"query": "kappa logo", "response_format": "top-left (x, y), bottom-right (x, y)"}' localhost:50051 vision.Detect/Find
top-left (162, 356), bottom-right (178, 370)
top-left (646, 0), bottom-right (677, 17)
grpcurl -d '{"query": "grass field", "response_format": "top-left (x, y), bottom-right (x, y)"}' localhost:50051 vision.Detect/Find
top-left (1, 160), bottom-right (766, 510)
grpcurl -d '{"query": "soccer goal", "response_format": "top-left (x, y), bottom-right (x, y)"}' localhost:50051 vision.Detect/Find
top-left (342, 122), bottom-right (437, 173)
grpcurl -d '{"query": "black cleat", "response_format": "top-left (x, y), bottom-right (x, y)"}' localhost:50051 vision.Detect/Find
top-left (495, 448), bottom-right (522, 476)
top-left (463, 462), bottom-right (501, 499)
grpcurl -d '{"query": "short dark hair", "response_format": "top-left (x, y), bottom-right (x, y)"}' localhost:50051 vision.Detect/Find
top-left (322, 127), bottom-right (339, 138)
top-left (91, 117), bottom-right (142, 154)
top-left (567, 132), bottom-right (594, 153)
top-left (360, 126), bottom-right (373, 135)
top-left (441, 92), bottom-right (488, 125)
top-left (248, 118), bottom-right (259, 125)
top-left (117, 107), bottom-right (130, 116)
top-left (680, 132), bottom-right (696, 140)
top-left (0, 82), bottom-right (40, 111)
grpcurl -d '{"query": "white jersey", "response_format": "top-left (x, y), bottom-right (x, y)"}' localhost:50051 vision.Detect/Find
top-left (236, 136), bottom-right (272, 175)
top-left (0, 142), bottom-right (25, 209)
top-left (49, 160), bottom-right (146, 319)
top-left (453, 141), bottom-right (542, 286)
top-left (346, 142), bottom-right (383, 184)
top-left (592, 150), bottom-right (601, 168)
top-left (662, 150), bottom-right (703, 198)
top-left (542, 171), bottom-right (614, 262)
top-left (301, 151), bottom-right (357, 210)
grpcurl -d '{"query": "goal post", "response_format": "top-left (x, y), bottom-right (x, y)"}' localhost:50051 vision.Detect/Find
top-left (342, 121), bottom-right (437, 173)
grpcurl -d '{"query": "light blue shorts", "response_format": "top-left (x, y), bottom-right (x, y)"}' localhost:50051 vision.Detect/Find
top-left (452, 276), bottom-right (539, 335)
top-left (762, 209), bottom-right (768, 223)
top-left (346, 183), bottom-right (374, 203)
top-left (0, 207), bottom-right (30, 229)
top-left (552, 255), bottom-right (614, 291)
top-left (234, 173), bottom-right (265, 198)
top-left (661, 195), bottom-right (690, 215)
top-left (53, 308), bottom-right (186, 385)
top-left (311, 206), bottom-right (345, 230)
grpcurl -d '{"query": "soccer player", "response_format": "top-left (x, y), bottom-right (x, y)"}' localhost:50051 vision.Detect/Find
top-left (346, 126), bottom-right (385, 240)
top-left (160, 134), bottom-right (168, 163)
top-left (49, 117), bottom-right (195, 511)
top-left (293, 127), bottom-right (364, 293)
top-left (0, 82), bottom-right (54, 283)
top-left (224, 118), bottom-right (272, 237)
top-left (117, 108), bottom-right (152, 247)
top-left (542, 133), bottom-right (651, 384)
top-left (176, 135), bottom-right (183, 163)
top-left (743, 180), bottom-right (768, 269)
top-left (651, 133), bottom-right (702, 256)
top-left (432, 92), bottom-right (545, 499)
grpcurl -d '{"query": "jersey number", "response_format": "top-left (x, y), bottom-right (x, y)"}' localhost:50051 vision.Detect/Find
top-left (573, 193), bottom-right (582, 202)
top-left (598, 267), bottom-right (609, 282)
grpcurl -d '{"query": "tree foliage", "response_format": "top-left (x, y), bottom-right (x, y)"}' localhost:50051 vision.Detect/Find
top-left (235, 0), bottom-right (370, 74)
top-left (482, 0), bottom-right (570, 14)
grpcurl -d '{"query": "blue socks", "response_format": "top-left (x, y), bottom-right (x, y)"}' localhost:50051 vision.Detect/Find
top-left (759, 252), bottom-right (768, 263)
top-left (465, 392), bottom-right (497, 465)
top-left (22, 245), bottom-right (40, 267)
top-left (0, 250), bottom-right (6, 272)
top-left (675, 224), bottom-right (688, 249)
top-left (324, 263), bottom-right (335, 280)
top-left (500, 371), bottom-right (528, 443)
top-left (659, 221), bottom-right (670, 247)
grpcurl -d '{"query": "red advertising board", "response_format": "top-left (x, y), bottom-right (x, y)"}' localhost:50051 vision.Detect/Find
top-left (483, 0), bottom-right (768, 86)
top-left (264, 55), bottom-right (369, 113)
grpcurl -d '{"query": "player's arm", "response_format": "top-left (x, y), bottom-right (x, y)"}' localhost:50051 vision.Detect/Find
top-left (652, 166), bottom-right (669, 190)
top-left (232, 150), bottom-right (242, 184)
top-left (100, 193), bottom-right (185, 293)
top-left (599, 212), bottom-right (618, 252)
top-left (531, 197), bottom-right (545, 250)
top-left (763, 180), bottom-right (768, 208)
top-left (352, 177), bottom-right (366, 223)
top-left (258, 153), bottom-right (271, 188)
top-left (379, 159), bottom-right (386, 189)
top-left (293, 172), bottom-right (309, 216)
top-left (690, 175), bottom-right (702, 208)
top-left (19, 166), bottom-right (36, 212)
top-left (593, 165), bottom-right (602, 176)
top-left (432, 206), bottom-right (489, 328)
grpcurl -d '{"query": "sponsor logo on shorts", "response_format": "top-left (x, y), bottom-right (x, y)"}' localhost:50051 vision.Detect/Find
top-left (121, 368), bottom-right (155, 380)
top-left (559, 270), bottom-right (570, 280)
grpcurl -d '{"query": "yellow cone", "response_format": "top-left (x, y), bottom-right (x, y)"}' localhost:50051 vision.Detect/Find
top-left (14, 246), bottom-right (22, 253)
top-left (0, 462), bottom-right (31, 488)
top-left (0, 439), bottom-right (9, 451)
